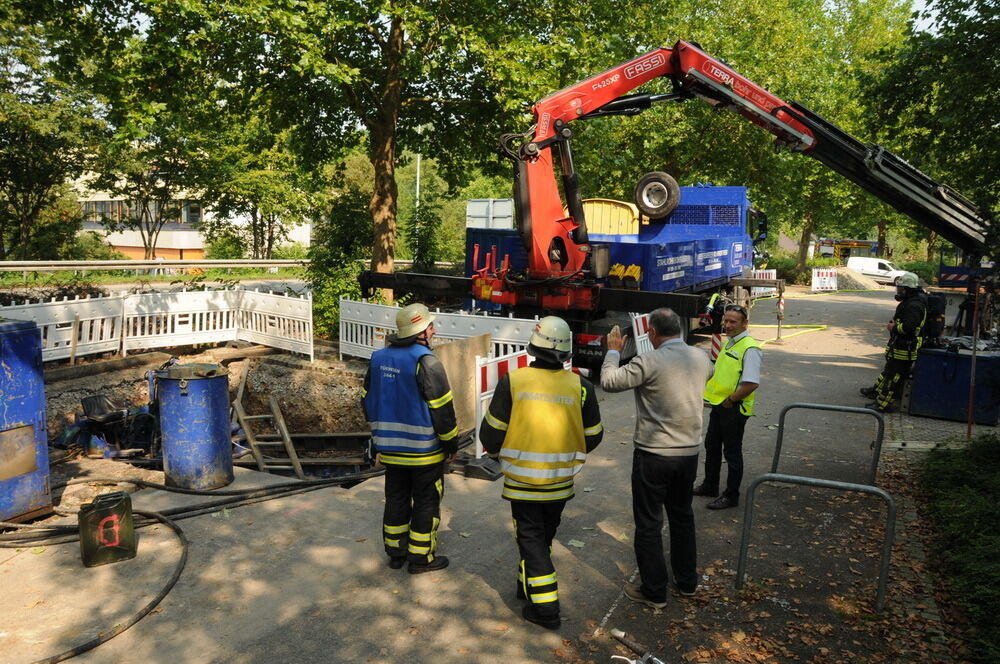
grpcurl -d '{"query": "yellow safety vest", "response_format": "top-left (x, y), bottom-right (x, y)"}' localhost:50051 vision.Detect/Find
top-left (500, 368), bottom-right (586, 487)
top-left (703, 335), bottom-right (762, 416)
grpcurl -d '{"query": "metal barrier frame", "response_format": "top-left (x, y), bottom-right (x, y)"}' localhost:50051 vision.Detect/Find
top-left (735, 472), bottom-right (897, 611)
top-left (771, 402), bottom-right (885, 486)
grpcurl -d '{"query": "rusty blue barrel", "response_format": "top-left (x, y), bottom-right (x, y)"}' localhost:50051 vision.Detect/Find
top-left (0, 320), bottom-right (50, 522)
top-left (156, 363), bottom-right (233, 489)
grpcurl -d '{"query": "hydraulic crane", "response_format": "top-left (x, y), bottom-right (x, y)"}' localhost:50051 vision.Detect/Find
top-left (362, 40), bottom-right (987, 318)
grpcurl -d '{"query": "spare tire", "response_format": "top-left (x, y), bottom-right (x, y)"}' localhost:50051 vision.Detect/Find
top-left (633, 171), bottom-right (681, 218)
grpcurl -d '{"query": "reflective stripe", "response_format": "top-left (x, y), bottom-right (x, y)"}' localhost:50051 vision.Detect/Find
top-left (361, 388), bottom-right (367, 397)
top-left (370, 421), bottom-right (436, 436)
top-left (485, 411), bottom-right (509, 432)
top-left (506, 477), bottom-right (573, 490)
top-left (383, 524), bottom-right (409, 534)
top-left (500, 460), bottom-right (581, 479)
top-left (380, 451), bottom-right (445, 466)
top-left (528, 573), bottom-right (557, 586)
top-left (373, 436), bottom-right (438, 450)
top-left (583, 423), bottom-right (603, 437)
top-left (438, 426), bottom-right (459, 441)
top-left (530, 591), bottom-right (558, 603)
top-left (410, 531), bottom-right (431, 542)
top-left (384, 537), bottom-right (399, 546)
top-left (502, 486), bottom-right (575, 501)
top-left (427, 391), bottom-right (454, 409)
top-left (500, 449), bottom-right (587, 464)
top-left (408, 543), bottom-right (430, 554)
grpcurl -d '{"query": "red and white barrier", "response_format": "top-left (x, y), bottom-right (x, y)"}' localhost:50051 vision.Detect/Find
top-left (474, 351), bottom-right (529, 457)
top-left (631, 313), bottom-right (654, 356)
top-left (751, 269), bottom-right (778, 298)
top-left (710, 333), bottom-right (723, 361)
top-left (811, 268), bottom-right (838, 292)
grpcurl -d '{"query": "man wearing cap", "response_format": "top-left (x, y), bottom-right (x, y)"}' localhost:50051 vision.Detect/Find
top-left (479, 316), bottom-right (604, 630)
top-left (861, 272), bottom-right (927, 413)
top-left (695, 304), bottom-right (762, 511)
top-left (362, 303), bottom-right (459, 574)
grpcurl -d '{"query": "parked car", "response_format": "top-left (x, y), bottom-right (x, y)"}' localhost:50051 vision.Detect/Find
top-left (846, 257), bottom-right (917, 285)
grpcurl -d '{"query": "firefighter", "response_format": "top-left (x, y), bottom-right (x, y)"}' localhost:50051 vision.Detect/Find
top-left (362, 303), bottom-right (459, 574)
top-left (479, 316), bottom-right (603, 629)
top-left (861, 272), bottom-right (927, 413)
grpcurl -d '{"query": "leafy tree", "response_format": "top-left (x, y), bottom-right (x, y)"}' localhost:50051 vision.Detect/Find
top-left (0, 11), bottom-right (101, 259)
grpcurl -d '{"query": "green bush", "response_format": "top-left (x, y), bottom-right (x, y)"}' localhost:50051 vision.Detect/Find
top-left (273, 242), bottom-right (309, 259)
top-left (205, 234), bottom-right (247, 259)
top-left (806, 256), bottom-right (841, 267)
top-left (919, 433), bottom-right (1000, 663)
top-left (71, 231), bottom-right (127, 260)
top-left (761, 254), bottom-right (810, 286)
top-left (898, 260), bottom-right (936, 284)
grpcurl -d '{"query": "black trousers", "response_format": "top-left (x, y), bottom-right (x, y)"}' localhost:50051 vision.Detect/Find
top-left (703, 405), bottom-right (749, 501)
top-left (631, 449), bottom-right (698, 602)
top-left (383, 462), bottom-right (444, 564)
top-left (873, 356), bottom-right (914, 409)
top-left (511, 500), bottom-right (565, 618)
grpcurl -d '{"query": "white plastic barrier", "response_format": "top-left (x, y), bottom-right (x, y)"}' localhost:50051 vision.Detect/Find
top-left (472, 350), bottom-right (530, 457)
top-left (751, 269), bottom-right (778, 298)
top-left (0, 287), bottom-right (313, 362)
top-left (631, 313), bottom-right (654, 356)
top-left (811, 268), bottom-right (838, 292)
top-left (339, 297), bottom-right (538, 360)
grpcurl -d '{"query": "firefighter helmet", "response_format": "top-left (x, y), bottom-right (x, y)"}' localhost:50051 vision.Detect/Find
top-left (897, 272), bottom-right (919, 289)
top-left (529, 316), bottom-right (572, 353)
top-left (396, 303), bottom-right (435, 338)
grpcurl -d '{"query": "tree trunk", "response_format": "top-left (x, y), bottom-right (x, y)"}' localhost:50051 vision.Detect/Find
top-left (926, 231), bottom-right (938, 262)
top-left (368, 15), bottom-right (405, 302)
top-left (876, 219), bottom-right (888, 257)
top-left (796, 213), bottom-right (815, 270)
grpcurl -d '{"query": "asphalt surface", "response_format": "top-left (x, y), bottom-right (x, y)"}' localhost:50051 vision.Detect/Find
top-left (0, 287), bottom-right (973, 664)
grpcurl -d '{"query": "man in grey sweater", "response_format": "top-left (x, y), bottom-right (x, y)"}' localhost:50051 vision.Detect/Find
top-left (602, 308), bottom-right (714, 608)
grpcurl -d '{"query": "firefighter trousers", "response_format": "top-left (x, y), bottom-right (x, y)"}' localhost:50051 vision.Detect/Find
top-left (874, 357), bottom-right (914, 410)
top-left (382, 462), bottom-right (444, 564)
top-left (511, 499), bottom-right (565, 618)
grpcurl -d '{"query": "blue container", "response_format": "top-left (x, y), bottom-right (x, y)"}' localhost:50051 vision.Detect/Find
top-left (156, 363), bottom-right (234, 489)
top-left (0, 320), bottom-right (50, 522)
top-left (908, 349), bottom-right (1000, 425)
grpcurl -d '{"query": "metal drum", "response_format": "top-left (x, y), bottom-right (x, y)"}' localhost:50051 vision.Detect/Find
top-left (0, 320), bottom-right (49, 522)
top-left (156, 363), bottom-right (233, 489)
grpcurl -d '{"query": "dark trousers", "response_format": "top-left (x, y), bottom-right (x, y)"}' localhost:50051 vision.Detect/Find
top-left (703, 405), bottom-right (749, 501)
top-left (383, 462), bottom-right (444, 564)
top-left (873, 357), bottom-right (914, 409)
top-left (631, 449), bottom-right (698, 602)
top-left (511, 500), bottom-right (565, 618)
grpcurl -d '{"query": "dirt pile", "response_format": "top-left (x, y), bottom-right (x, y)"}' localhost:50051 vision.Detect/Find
top-left (836, 266), bottom-right (885, 290)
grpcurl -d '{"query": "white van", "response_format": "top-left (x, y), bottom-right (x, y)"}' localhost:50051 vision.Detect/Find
top-left (846, 257), bottom-right (915, 285)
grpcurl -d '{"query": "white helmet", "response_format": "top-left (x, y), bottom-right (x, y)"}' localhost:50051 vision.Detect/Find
top-left (897, 272), bottom-right (919, 289)
top-left (529, 316), bottom-right (572, 353)
top-left (396, 303), bottom-right (435, 338)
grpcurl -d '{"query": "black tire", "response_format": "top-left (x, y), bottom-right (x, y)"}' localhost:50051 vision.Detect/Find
top-left (893, 276), bottom-right (901, 286)
top-left (633, 171), bottom-right (681, 218)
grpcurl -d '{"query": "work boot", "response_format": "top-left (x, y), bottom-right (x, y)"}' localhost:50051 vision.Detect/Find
top-left (692, 484), bottom-right (718, 497)
top-left (521, 605), bottom-right (560, 630)
top-left (859, 387), bottom-right (876, 399)
top-left (864, 401), bottom-right (898, 414)
top-left (387, 556), bottom-right (406, 570)
top-left (707, 495), bottom-right (738, 510)
top-left (624, 582), bottom-right (667, 609)
top-left (408, 555), bottom-right (449, 575)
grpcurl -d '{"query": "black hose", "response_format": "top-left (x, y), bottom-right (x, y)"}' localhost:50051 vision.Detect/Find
top-left (31, 509), bottom-right (188, 664)
top-left (0, 469), bottom-right (386, 546)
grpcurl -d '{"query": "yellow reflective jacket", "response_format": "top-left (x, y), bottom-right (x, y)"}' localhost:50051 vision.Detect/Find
top-left (703, 335), bottom-right (762, 416)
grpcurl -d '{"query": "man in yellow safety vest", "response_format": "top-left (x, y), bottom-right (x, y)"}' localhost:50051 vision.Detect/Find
top-left (695, 304), bottom-right (762, 510)
top-left (479, 316), bottom-right (604, 629)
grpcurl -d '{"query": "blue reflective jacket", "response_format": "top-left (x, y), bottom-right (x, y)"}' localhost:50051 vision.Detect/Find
top-left (364, 343), bottom-right (440, 458)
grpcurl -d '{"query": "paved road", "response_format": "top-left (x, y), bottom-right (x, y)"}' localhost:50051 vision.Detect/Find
top-left (1, 288), bottom-right (960, 664)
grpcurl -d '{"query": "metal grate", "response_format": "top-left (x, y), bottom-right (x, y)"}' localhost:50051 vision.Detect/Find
top-left (668, 204), bottom-right (742, 225)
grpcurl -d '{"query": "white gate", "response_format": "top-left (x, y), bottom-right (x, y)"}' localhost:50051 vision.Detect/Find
top-left (1, 288), bottom-right (313, 362)
top-left (338, 298), bottom-right (538, 360)
top-left (751, 269), bottom-right (778, 298)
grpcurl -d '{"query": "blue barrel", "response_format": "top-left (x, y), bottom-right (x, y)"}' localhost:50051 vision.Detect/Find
top-left (156, 363), bottom-right (234, 489)
top-left (0, 320), bottom-right (50, 522)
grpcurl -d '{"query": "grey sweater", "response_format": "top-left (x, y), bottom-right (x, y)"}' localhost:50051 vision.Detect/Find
top-left (601, 339), bottom-right (714, 457)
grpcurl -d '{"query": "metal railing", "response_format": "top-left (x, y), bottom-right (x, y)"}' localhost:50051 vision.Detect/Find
top-left (735, 472), bottom-right (897, 611)
top-left (771, 402), bottom-right (886, 486)
top-left (0, 259), bottom-right (458, 272)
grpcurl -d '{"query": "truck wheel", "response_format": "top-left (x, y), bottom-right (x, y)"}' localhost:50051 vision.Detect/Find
top-left (633, 171), bottom-right (680, 218)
